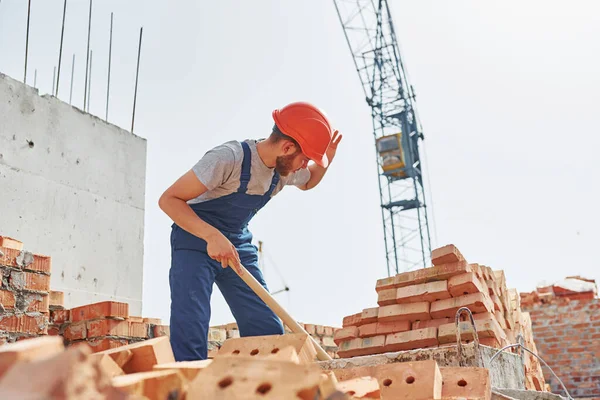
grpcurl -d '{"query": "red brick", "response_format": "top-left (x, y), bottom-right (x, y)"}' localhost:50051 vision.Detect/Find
top-left (49, 291), bottom-right (64, 308)
top-left (0, 237), bottom-right (23, 250)
top-left (9, 271), bottom-right (50, 292)
top-left (342, 312), bottom-right (362, 327)
top-left (384, 327), bottom-right (438, 352)
top-left (448, 272), bottom-right (486, 297)
top-left (142, 317), bottom-right (162, 325)
top-left (152, 325), bottom-right (170, 338)
top-left (47, 325), bottom-right (60, 336)
top-left (396, 280), bottom-right (451, 304)
top-left (21, 292), bottom-right (49, 313)
top-left (430, 292), bottom-right (494, 319)
top-left (316, 325), bottom-right (325, 335)
top-left (0, 314), bottom-right (48, 335)
top-left (412, 318), bottom-right (452, 330)
top-left (128, 316), bottom-right (144, 323)
top-left (338, 335), bottom-right (386, 358)
top-left (0, 247), bottom-right (20, 267)
top-left (323, 326), bottom-right (333, 336)
top-left (431, 244), bottom-right (465, 265)
top-left (0, 248), bottom-right (51, 274)
top-left (301, 323), bottom-right (315, 335)
top-left (479, 337), bottom-right (501, 348)
top-left (375, 276), bottom-right (396, 293)
top-left (394, 261), bottom-right (472, 288)
top-left (358, 323), bottom-right (378, 338)
top-left (86, 337), bottom-right (129, 352)
top-left (87, 319), bottom-right (129, 338)
top-left (0, 290), bottom-right (16, 309)
top-left (25, 254), bottom-right (51, 274)
top-left (440, 367), bottom-right (491, 399)
top-left (377, 288), bottom-right (397, 306)
top-left (70, 301), bottom-right (129, 322)
top-left (63, 321), bottom-right (87, 340)
top-left (130, 322), bottom-right (149, 338)
top-left (376, 320), bottom-right (411, 335)
top-left (378, 302), bottom-right (430, 323)
top-left (333, 326), bottom-right (359, 345)
top-left (361, 307), bottom-right (379, 324)
top-left (50, 309), bottom-right (70, 324)
top-left (437, 319), bottom-right (506, 345)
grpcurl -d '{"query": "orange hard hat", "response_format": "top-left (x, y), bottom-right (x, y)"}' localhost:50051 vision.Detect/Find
top-left (272, 101), bottom-right (334, 168)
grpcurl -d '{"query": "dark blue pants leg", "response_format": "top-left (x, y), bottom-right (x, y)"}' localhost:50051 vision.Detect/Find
top-left (169, 248), bottom-right (217, 361)
top-left (215, 247), bottom-right (284, 337)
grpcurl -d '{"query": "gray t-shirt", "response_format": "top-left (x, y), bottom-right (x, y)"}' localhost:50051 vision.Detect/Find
top-left (188, 139), bottom-right (311, 204)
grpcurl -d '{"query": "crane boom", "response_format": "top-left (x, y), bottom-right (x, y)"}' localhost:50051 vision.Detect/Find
top-left (333, 0), bottom-right (432, 275)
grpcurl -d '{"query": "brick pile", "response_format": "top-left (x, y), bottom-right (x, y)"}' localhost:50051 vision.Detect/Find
top-left (333, 244), bottom-right (546, 390)
top-left (0, 331), bottom-right (495, 399)
top-left (210, 321), bottom-right (341, 359)
top-left (520, 277), bottom-right (600, 398)
top-left (0, 236), bottom-right (51, 343)
top-left (1, 235), bottom-right (170, 353)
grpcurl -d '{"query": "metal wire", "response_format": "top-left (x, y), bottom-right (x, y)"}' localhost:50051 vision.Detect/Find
top-left (489, 342), bottom-right (573, 400)
top-left (455, 307), bottom-right (482, 367)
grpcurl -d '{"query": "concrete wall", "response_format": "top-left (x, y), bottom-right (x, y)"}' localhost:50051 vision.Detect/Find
top-left (523, 298), bottom-right (600, 398)
top-left (0, 72), bottom-right (146, 314)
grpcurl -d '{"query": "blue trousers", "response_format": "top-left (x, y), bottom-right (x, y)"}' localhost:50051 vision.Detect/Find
top-left (168, 244), bottom-right (284, 361)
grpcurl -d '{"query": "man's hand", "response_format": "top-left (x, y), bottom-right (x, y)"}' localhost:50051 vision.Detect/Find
top-left (206, 231), bottom-right (243, 275)
top-left (298, 130), bottom-right (343, 191)
top-left (325, 130), bottom-right (343, 164)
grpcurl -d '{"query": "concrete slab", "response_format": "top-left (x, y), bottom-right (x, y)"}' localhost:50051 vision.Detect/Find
top-left (316, 343), bottom-right (525, 390)
top-left (495, 389), bottom-right (567, 400)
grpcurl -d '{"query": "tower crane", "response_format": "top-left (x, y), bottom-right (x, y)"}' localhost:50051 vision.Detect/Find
top-left (333, 0), bottom-right (432, 276)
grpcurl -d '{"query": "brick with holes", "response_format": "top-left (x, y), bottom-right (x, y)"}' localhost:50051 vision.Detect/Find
top-left (187, 356), bottom-right (323, 400)
top-left (216, 333), bottom-right (317, 364)
top-left (328, 360), bottom-right (443, 400)
top-left (440, 367), bottom-right (491, 400)
top-left (336, 376), bottom-right (380, 399)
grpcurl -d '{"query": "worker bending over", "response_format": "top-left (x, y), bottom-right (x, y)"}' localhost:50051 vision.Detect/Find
top-left (158, 102), bottom-right (342, 361)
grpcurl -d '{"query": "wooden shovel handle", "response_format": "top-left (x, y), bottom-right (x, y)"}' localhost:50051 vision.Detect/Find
top-left (228, 261), bottom-right (332, 361)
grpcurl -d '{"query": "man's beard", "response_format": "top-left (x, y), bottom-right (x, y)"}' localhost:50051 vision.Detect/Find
top-left (275, 152), bottom-right (299, 176)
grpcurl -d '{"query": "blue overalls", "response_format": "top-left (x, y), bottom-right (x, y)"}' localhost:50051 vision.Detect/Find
top-left (168, 141), bottom-right (285, 361)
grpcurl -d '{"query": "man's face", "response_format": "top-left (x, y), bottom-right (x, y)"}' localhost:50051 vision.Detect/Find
top-left (275, 147), bottom-right (309, 176)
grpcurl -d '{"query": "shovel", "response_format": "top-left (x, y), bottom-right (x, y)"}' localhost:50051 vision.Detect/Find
top-left (228, 260), bottom-right (333, 361)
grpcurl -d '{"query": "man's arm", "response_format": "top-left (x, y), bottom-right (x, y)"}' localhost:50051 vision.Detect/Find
top-left (158, 170), bottom-right (220, 241)
top-left (158, 169), bottom-right (243, 272)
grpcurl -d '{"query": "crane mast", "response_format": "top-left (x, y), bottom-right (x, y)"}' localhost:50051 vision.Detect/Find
top-left (333, 0), bottom-right (432, 275)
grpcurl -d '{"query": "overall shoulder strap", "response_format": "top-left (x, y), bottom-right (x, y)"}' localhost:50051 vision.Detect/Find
top-left (237, 141), bottom-right (252, 193)
top-left (265, 170), bottom-right (280, 198)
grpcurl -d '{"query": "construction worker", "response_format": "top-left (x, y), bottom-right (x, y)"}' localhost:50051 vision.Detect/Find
top-left (158, 101), bottom-right (342, 361)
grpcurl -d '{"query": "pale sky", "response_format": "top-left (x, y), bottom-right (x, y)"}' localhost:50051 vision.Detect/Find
top-left (1, 0), bottom-right (599, 328)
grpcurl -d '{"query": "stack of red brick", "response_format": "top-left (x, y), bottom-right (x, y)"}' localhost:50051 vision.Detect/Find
top-left (333, 244), bottom-right (546, 390)
top-left (0, 236), bottom-right (52, 343)
top-left (54, 300), bottom-right (170, 352)
top-left (1, 235), bottom-right (170, 353)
